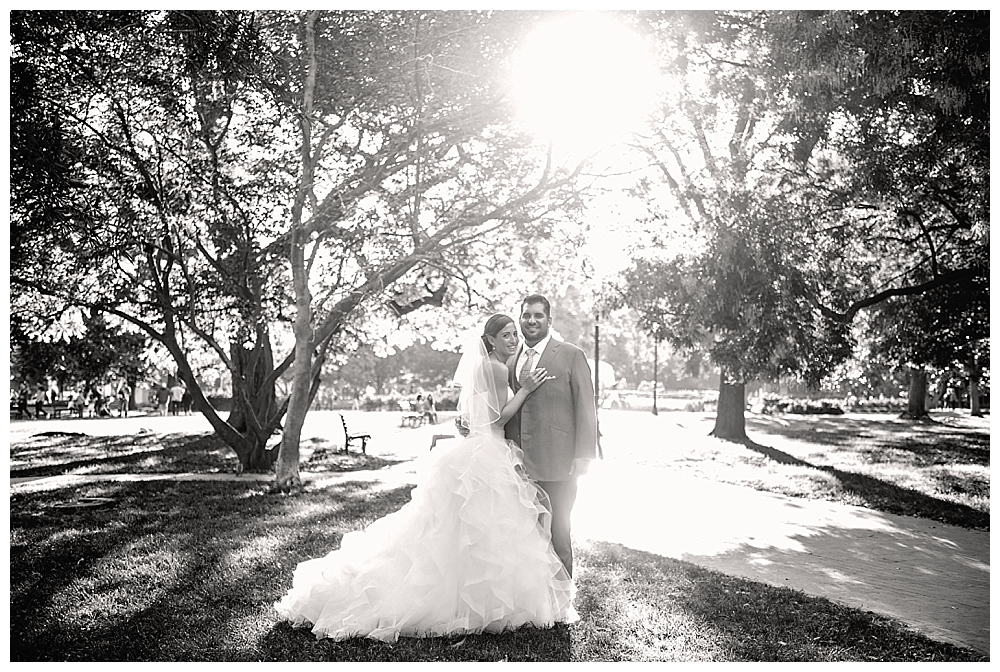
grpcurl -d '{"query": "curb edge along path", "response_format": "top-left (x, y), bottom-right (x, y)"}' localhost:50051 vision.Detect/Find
top-left (8, 410), bottom-right (990, 656)
top-left (575, 411), bottom-right (990, 657)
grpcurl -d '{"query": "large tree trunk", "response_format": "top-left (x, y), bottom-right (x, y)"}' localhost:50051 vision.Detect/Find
top-left (160, 339), bottom-right (267, 473)
top-left (217, 328), bottom-right (284, 473)
top-left (227, 341), bottom-right (278, 428)
top-left (967, 353), bottom-right (982, 417)
top-left (226, 339), bottom-right (282, 472)
top-left (903, 366), bottom-right (930, 419)
top-left (711, 377), bottom-right (747, 441)
top-left (243, 437), bottom-right (277, 472)
top-left (227, 347), bottom-right (252, 432)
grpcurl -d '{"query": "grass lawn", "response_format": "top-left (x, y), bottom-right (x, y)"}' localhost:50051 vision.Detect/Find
top-left (603, 410), bottom-right (989, 530)
top-left (8, 410), bottom-right (988, 661)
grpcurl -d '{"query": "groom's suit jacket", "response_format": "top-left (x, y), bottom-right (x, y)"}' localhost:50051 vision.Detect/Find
top-left (504, 338), bottom-right (598, 481)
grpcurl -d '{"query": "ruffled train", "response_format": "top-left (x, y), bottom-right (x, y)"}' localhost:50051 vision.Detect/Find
top-left (274, 431), bottom-right (577, 642)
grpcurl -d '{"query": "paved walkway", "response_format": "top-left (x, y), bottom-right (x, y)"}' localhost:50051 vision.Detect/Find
top-left (8, 413), bottom-right (990, 657)
top-left (575, 461), bottom-right (990, 656)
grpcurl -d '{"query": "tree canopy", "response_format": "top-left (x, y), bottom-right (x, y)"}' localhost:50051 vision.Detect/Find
top-left (613, 10), bottom-right (988, 438)
top-left (9, 10), bottom-right (588, 484)
top-left (10, 9), bottom-right (986, 464)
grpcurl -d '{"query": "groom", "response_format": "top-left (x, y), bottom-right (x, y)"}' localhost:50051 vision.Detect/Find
top-left (505, 294), bottom-right (598, 577)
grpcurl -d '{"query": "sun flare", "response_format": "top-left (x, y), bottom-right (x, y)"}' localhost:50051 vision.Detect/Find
top-left (513, 12), bottom-right (660, 155)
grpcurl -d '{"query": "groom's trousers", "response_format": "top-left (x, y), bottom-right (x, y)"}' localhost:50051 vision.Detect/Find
top-left (537, 478), bottom-right (579, 577)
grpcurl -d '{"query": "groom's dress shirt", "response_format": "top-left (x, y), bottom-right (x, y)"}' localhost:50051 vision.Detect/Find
top-left (517, 334), bottom-right (551, 377)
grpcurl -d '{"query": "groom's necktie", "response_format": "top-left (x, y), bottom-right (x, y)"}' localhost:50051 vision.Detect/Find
top-left (518, 348), bottom-right (535, 387)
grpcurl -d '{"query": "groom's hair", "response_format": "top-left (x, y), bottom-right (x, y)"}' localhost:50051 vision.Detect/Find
top-left (521, 294), bottom-right (551, 318)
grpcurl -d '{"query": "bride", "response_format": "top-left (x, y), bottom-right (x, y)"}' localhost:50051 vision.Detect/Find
top-left (274, 313), bottom-right (578, 642)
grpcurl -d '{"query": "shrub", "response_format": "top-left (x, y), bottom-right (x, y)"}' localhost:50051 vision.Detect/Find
top-left (759, 394), bottom-right (844, 415)
top-left (205, 396), bottom-right (232, 412)
top-left (433, 387), bottom-right (460, 411)
top-left (852, 397), bottom-right (909, 413)
top-left (362, 397), bottom-right (387, 412)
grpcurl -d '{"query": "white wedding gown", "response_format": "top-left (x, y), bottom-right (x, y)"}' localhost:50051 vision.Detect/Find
top-left (274, 411), bottom-right (577, 643)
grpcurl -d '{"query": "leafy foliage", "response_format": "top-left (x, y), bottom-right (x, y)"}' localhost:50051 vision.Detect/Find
top-left (9, 10), bottom-right (587, 479)
top-left (867, 267), bottom-right (989, 371)
top-left (11, 311), bottom-right (149, 391)
top-left (615, 10), bottom-right (987, 422)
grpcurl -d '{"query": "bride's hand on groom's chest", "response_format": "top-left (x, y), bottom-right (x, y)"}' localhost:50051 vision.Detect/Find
top-left (537, 371), bottom-right (560, 388)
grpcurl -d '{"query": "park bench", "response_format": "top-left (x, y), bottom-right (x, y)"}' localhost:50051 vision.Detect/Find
top-left (340, 414), bottom-right (371, 454)
top-left (45, 401), bottom-right (78, 419)
top-left (10, 400), bottom-right (79, 420)
top-left (398, 400), bottom-right (425, 428)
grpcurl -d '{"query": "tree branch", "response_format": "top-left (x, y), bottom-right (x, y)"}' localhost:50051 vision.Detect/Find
top-left (815, 267), bottom-right (981, 323)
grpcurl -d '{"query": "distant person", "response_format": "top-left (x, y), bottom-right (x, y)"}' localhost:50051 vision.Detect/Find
top-left (945, 387), bottom-right (958, 410)
top-left (94, 392), bottom-right (111, 417)
top-left (33, 384), bottom-right (48, 419)
top-left (85, 385), bottom-right (109, 417)
top-left (181, 389), bottom-right (193, 414)
top-left (155, 385), bottom-right (170, 416)
top-left (117, 382), bottom-right (131, 418)
top-left (423, 393), bottom-right (438, 424)
top-left (85, 384), bottom-right (103, 418)
top-left (16, 384), bottom-right (32, 419)
top-left (169, 382), bottom-right (185, 415)
top-left (72, 389), bottom-right (87, 418)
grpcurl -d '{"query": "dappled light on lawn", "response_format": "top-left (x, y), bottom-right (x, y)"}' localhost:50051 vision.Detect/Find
top-left (9, 407), bottom-right (989, 658)
top-left (572, 412), bottom-right (989, 654)
top-left (10, 433), bottom-right (987, 660)
top-left (576, 410), bottom-right (983, 558)
top-left (572, 540), bottom-right (980, 662)
top-left (223, 534), bottom-right (287, 569)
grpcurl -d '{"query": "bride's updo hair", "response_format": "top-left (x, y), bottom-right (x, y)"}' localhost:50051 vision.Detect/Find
top-left (481, 313), bottom-right (514, 353)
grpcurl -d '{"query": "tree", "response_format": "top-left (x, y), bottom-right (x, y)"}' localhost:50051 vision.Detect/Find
top-left (11, 309), bottom-right (149, 398)
top-left (9, 10), bottom-right (586, 486)
top-left (274, 10), bottom-right (588, 490)
top-left (10, 10), bottom-right (300, 470)
top-left (783, 10), bottom-right (989, 419)
top-left (614, 11), bottom-right (855, 440)
top-left (616, 10), bottom-right (987, 439)
top-left (810, 10), bottom-right (990, 418)
top-left (866, 265), bottom-right (989, 417)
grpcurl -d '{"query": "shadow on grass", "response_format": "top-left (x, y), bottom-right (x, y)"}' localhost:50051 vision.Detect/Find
top-left (573, 541), bottom-right (984, 662)
top-left (741, 438), bottom-right (989, 529)
top-left (10, 478), bottom-right (984, 662)
top-left (11, 478), bottom-right (413, 661)
top-left (10, 478), bottom-right (569, 662)
top-left (9, 432), bottom-right (403, 479)
top-left (747, 414), bottom-right (990, 466)
top-left (259, 616), bottom-right (572, 662)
